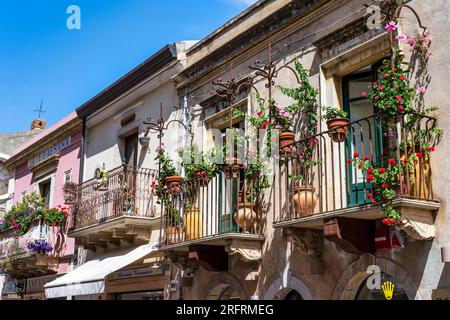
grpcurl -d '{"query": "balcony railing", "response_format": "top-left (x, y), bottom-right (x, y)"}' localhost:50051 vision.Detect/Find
top-left (159, 169), bottom-right (263, 247)
top-left (0, 222), bottom-right (60, 277)
top-left (70, 165), bottom-right (159, 231)
top-left (274, 112), bottom-right (439, 226)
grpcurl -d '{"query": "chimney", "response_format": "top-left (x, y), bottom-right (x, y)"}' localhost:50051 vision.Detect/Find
top-left (31, 118), bottom-right (46, 131)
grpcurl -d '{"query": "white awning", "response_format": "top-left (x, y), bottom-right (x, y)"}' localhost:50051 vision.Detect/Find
top-left (44, 243), bottom-right (159, 299)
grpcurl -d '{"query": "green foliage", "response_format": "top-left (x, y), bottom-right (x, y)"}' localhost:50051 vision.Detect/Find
top-left (155, 147), bottom-right (179, 182)
top-left (179, 144), bottom-right (219, 181)
top-left (367, 55), bottom-right (415, 118)
top-left (321, 106), bottom-right (349, 121)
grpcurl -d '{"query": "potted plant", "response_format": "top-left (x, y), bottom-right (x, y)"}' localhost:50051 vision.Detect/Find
top-left (94, 167), bottom-right (109, 191)
top-left (164, 204), bottom-right (184, 245)
top-left (291, 175), bottom-right (319, 217)
top-left (155, 147), bottom-right (183, 196)
top-left (179, 144), bottom-right (218, 187)
top-left (27, 239), bottom-right (53, 255)
top-left (322, 106), bottom-right (350, 143)
top-left (63, 181), bottom-right (77, 205)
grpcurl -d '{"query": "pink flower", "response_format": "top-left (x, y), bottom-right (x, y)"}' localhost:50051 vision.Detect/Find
top-left (367, 193), bottom-right (373, 199)
top-left (381, 183), bottom-right (389, 189)
top-left (395, 95), bottom-right (403, 101)
top-left (388, 158), bottom-right (396, 165)
top-left (396, 34), bottom-right (407, 42)
top-left (347, 159), bottom-right (353, 164)
top-left (361, 90), bottom-right (368, 97)
top-left (397, 105), bottom-right (405, 111)
top-left (364, 156), bottom-right (370, 161)
top-left (416, 86), bottom-right (427, 94)
top-left (377, 86), bottom-right (385, 91)
top-left (378, 168), bottom-right (386, 174)
top-left (354, 152), bottom-right (360, 158)
top-left (398, 76), bottom-right (407, 81)
top-left (385, 21), bottom-right (398, 32)
top-left (428, 146), bottom-right (436, 152)
top-left (257, 111), bottom-right (262, 116)
top-left (416, 152), bottom-right (424, 159)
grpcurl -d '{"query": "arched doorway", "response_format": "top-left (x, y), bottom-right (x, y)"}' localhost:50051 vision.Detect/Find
top-left (284, 290), bottom-right (304, 300)
top-left (355, 273), bottom-right (409, 300)
top-left (207, 284), bottom-right (241, 300)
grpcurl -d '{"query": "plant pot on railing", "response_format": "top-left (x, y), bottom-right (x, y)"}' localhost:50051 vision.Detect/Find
top-left (223, 158), bottom-right (242, 180)
top-left (326, 118), bottom-right (351, 143)
top-left (165, 226), bottom-right (185, 245)
top-left (279, 132), bottom-right (296, 155)
top-left (94, 168), bottom-right (109, 191)
top-left (235, 203), bottom-right (257, 232)
top-left (293, 186), bottom-right (319, 217)
top-left (194, 170), bottom-right (211, 187)
top-left (185, 208), bottom-right (202, 240)
top-left (165, 176), bottom-right (184, 196)
top-left (322, 106), bottom-right (350, 143)
top-left (63, 181), bottom-right (77, 205)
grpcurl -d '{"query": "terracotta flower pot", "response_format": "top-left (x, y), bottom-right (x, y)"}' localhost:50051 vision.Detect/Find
top-left (165, 176), bottom-right (183, 196)
top-left (194, 170), bottom-right (210, 187)
top-left (293, 186), bottom-right (318, 217)
top-left (185, 208), bottom-right (202, 240)
top-left (234, 203), bottom-right (257, 232)
top-left (166, 226), bottom-right (184, 245)
top-left (326, 118), bottom-right (350, 143)
top-left (279, 132), bottom-right (296, 155)
top-left (223, 158), bottom-right (242, 179)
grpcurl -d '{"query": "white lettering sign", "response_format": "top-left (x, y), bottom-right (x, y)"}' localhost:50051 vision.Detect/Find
top-left (27, 136), bottom-right (72, 168)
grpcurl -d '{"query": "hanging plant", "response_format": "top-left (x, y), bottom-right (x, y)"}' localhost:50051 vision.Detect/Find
top-left (27, 239), bottom-right (53, 255)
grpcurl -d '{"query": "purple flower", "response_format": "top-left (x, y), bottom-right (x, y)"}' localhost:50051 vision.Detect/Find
top-left (416, 86), bottom-right (427, 94)
top-left (27, 239), bottom-right (53, 255)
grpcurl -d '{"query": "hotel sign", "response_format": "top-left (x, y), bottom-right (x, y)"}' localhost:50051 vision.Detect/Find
top-left (109, 266), bottom-right (164, 281)
top-left (26, 274), bottom-right (60, 293)
top-left (27, 136), bottom-right (72, 168)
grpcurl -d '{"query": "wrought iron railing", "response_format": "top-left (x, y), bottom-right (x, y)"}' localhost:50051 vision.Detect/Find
top-left (159, 169), bottom-right (262, 246)
top-left (70, 165), bottom-right (159, 231)
top-left (274, 112), bottom-right (439, 225)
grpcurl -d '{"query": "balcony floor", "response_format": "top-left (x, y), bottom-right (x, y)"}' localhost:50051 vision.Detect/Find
top-left (273, 197), bottom-right (440, 230)
top-left (159, 232), bottom-right (265, 252)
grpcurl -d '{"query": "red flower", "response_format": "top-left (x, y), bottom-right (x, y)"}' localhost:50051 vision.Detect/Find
top-left (388, 158), bottom-right (396, 165)
top-left (428, 146), bottom-right (436, 152)
top-left (354, 152), bottom-right (360, 158)
top-left (372, 81), bottom-right (378, 86)
top-left (384, 73), bottom-right (390, 79)
top-left (260, 121), bottom-right (270, 130)
top-left (257, 111), bottom-right (262, 116)
top-left (397, 105), bottom-right (405, 111)
top-left (367, 175), bottom-right (374, 182)
top-left (364, 156), bottom-right (370, 161)
top-left (378, 168), bottom-right (386, 174)
top-left (347, 159), bottom-right (353, 164)
top-left (396, 95), bottom-right (403, 101)
top-left (402, 157), bottom-right (409, 164)
top-left (392, 67), bottom-right (397, 72)
top-left (416, 152), bottom-right (424, 159)
top-left (381, 183), bottom-right (389, 189)
top-left (377, 86), bottom-right (385, 91)
top-left (399, 76), bottom-right (407, 81)
top-left (382, 219), bottom-right (397, 226)
top-left (367, 169), bottom-right (373, 175)
top-left (372, 199), bottom-right (377, 205)
top-left (361, 90), bottom-right (368, 97)
top-left (359, 163), bottom-right (364, 169)
top-left (367, 193), bottom-right (373, 199)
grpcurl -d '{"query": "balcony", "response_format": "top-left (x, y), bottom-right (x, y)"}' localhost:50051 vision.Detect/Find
top-left (274, 113), bottom-right (440, 253)
top-left (158, 169), bottom-right (264, 270)
top-left (69, 165), bottom-right (160, 251)
top-left (0, 223), bottom-right (59, 278)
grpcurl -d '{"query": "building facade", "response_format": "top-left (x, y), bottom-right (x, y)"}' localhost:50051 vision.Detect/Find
top-left (44, 42), bottom-right (195, 300)
top-left (0, 113), bottom-right (81, 299)
top-left (159, 0), bottom-right (450, 300)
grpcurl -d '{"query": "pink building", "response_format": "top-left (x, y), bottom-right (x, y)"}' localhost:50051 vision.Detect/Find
top-left (0, 113), bottom-right (82, 300)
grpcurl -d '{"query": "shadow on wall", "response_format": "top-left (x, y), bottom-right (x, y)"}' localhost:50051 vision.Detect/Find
top-left (438, 263), bottom-right (450, 288)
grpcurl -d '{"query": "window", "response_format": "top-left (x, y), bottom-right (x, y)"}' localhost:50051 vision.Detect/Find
top-left (38, 179), bottom-right (51, 208)
top-left (64, 170), bottom-right (72, 182)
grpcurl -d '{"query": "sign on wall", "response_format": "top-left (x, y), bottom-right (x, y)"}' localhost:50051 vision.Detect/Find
top-left (109, 266), bottom-right (164, 281)
top-left (27, 136), bottom-right (72, 168)
top-left (1, 277), bottom-right (26, 295)
top-left (26, 274), bottom-right (60, 293)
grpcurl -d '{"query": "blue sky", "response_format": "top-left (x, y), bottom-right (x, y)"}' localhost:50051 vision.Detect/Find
top-left (0, 0), bottom-right (256, 133)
